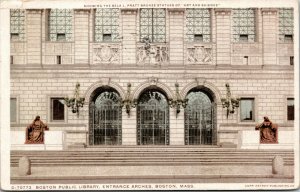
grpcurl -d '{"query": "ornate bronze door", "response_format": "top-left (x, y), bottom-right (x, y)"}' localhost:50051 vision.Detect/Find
top-left (184, 91), bottom-right (214, 145)
top-left (137, 90), bottom-right (169, 145)
top-left (89, 91), bottom-right (122, 145)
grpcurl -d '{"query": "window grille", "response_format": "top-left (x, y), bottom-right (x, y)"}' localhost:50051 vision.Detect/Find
top-left (279, 8), bottom-right (294, 42)
top-left (137, 90), bottom-right (169, 145)
top-left (10, 9), bottom-right (25, 41)
top-left (232, 9), bottom-right (256, 42)
top-left (184, 91), bottom-right (214, 145)
top-left (95, 9), bottom-right (119, 42)
top-left (186, 9), bottom-right (211, 42)
top-left (140, 8), bottom-right (166, 43)
top-left (89, 90), bottom-right (122, 145)
top-left (49, 9), bottom-right (72, 41)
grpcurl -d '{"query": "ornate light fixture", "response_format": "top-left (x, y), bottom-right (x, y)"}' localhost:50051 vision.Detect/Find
top-left (221, 83), bottom-right (240, 118)
top-left (64, 83), bottom-right (85, 114)
top-left (121, 83), bottom-right (137, 117)
top-left (169, 83), bottom-right (188, 117)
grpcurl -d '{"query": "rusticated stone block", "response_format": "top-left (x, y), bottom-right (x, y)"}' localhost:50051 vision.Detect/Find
top-left (272, 155), bottom-right (284, 175)
top-left (18, 156), bottom-right (31, 176)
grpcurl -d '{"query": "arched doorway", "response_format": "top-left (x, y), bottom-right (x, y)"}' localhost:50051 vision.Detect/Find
top-left (89, 88), bottom-right (122, 145)
top-left (137, 89), bottom-right (169, 145)
top-left (184, 89), bottom-right (215, 145)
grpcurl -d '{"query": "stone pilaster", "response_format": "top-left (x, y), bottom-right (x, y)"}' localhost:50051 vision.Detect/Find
top-left (74, 9), bottom-right (90, 65)
top-left (215, 9), bottom-right (231, 65)
top-left (121, 9), bottom-right (137, 65)
top-left (262, 8), bottom-right (278, 65)
top-left (26, 9), bottom-right (42, 65)
top-left (168, 9), bottom-right (184, 65)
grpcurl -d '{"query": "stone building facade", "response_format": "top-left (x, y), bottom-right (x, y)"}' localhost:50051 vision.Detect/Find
top-left (10, 8), bottom-right (294, 150)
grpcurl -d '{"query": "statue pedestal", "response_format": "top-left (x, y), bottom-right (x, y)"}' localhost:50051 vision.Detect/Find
top-left (238, 130), bottom-right (294, 149)
top-left (11, 131), bottom-right (64, 150)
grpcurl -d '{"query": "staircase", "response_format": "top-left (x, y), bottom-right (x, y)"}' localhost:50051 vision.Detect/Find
top-left (10, 147), bottom-right (294, 184)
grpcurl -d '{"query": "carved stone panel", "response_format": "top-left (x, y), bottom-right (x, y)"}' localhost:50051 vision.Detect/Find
top-left (93, 43), bottom-right (120, 64)
top-left (137, 43), bottom-right (169, 65)
top-left (186, 44), bottom-right (213, 64)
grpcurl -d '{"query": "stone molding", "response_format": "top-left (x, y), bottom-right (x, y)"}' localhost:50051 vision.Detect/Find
top-left (132, 79), bottom-right (174, 100)
top-left (180, 79), bottom-right (222, 104)
top-left (84, 79), bottom-right (126, 102)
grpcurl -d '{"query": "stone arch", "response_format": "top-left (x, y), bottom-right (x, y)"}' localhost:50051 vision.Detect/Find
top-left (181, 80), bottom-right (222, 104)
top-left (84, 80), bottom-right (126, 103)
top-left (132, 80), bottom-right (174, 100)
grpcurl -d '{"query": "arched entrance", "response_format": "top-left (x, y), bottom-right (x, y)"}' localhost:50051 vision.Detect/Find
top-left (89, 87), bottom-right (122, 145)
top-left (184, 89), bottom-right (215, 145)
top-left (137, 89), bottom-right (169, 145)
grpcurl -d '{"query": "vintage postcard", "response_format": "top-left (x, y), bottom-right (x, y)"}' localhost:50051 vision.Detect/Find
top-left (0, 0), bottom-right (299, 190)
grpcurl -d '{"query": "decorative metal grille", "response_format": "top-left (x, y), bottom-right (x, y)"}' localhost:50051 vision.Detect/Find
top-left (10, 9), bottom-right (25, 41)
top-left (140, 9), bottom-right (166, 43)
top-left (184, 91), bottom-right (214, 145)
top-left (137, 90), bottom-right (169, 145)
top-left (186, 9), bottom-right (211, 42)
top-left (95, 9), bottom-right (119, 42)
top-left (232, 9), bottom-right (256, 42)
top-left (279, 8), bottom-right (294, 42)
top-left (49, 9), bottom-right (72, 41)
top-left (89, 91), bottom-right (122, 145)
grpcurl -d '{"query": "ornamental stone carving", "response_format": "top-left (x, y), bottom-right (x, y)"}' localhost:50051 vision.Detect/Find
top-left (137, 43), bottom-right (169, 65)
top-left (93, 43), bottom-right (120, 64)
top-left (187, 45), bottom-right (213, 64)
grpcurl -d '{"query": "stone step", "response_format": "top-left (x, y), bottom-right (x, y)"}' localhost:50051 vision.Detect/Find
top-left (11, 149), bottom-right (294, 168)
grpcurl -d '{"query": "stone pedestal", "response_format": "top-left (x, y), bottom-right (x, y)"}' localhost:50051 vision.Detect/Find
top-left (272, 155), bottom-right (284, 175)
top-left (18, 156), bottom-right (31, 176)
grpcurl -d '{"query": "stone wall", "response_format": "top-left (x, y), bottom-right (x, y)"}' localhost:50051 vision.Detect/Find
top-left (10, 67), bottom-right (294, 147)
top-left (10, 8), bottom-right (294, 148)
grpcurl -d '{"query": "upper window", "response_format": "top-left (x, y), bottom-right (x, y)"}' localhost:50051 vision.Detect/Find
top-left (50, 98), bottom-right (65, 121)
top-left (240, 98), bottom-right (255, 121)
top-left (10, 9), bottom-right (25, 41)
top-left (287, 98), bottom-right (294, 121)
top-left (140, 9), bottom-right (166, 43)
top-left (279, 8), bottom-right (294, 42)
top-left (95, 9), bottom-right (119, 42)
top-left (10, 98), bottom-right (17, 123)
top-left (48, 9), bottom-right (72, 41)
top-left (232, 9), bottom-right (256, 42)
top-left (186, 9), bottom-right (211, 42)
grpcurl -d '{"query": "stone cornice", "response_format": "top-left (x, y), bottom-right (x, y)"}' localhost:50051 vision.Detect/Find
top-left (26, 9), bottom-right (42, 14)
top-left (214, 8), bottom-right (231, 15)
top-left (168, 8), bottom-right (185, 15)
top-left (74, 9), bottom-right (91, 14)
top-left (121, 8), bottom-right (138, 15)
top-left (261, 8), bottom-right (278, 15)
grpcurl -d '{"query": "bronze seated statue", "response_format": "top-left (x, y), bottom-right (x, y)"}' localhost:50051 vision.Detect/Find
top-left (25, 116), bottom-right (49, 144)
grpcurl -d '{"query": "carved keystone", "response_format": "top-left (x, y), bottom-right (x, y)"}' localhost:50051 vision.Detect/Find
top-left (18, 156), bottom-right (31, 176)
top-left (272, 155), bottom-right (284, 175)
